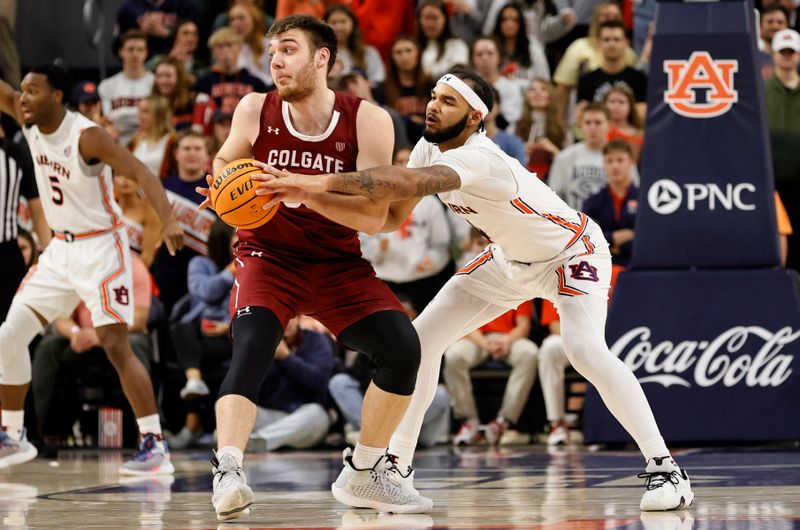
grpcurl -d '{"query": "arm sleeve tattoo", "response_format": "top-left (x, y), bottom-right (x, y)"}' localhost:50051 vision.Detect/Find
top-left (327, 165), bottom-right (462, 200)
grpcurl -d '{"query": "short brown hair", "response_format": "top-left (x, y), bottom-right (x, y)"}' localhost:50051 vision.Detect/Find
top-left (120, 29), bottom-right (148, 48)
top-left (603, 139), bottom-right (634, 157)
top-left (267, 14), bottom-right (338, 72)
top-left (582, 102), bottom-right (610, 120)
top-left (176, 129), bottom-right (209, 151)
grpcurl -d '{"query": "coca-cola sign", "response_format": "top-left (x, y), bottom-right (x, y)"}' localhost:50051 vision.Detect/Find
top-left (610, 326), bottom-right (797, 388)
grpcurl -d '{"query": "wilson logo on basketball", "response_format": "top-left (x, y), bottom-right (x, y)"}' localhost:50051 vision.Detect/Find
top-left (214, 161), bottom-right (256, 189)
top-left (663, 51), bottom-right (738, 118)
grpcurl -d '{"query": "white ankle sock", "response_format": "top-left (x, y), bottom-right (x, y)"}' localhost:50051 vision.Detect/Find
top-left (136, 414), bottom-right (162, 437)
top-left (640, 434), bottom-right (671, 463)
top-left (352, 443), bottom-right (386, 469)
top-left (1, 409), bottom-right (24, 441)
top-left (217, 446), bottom-right (244, 468)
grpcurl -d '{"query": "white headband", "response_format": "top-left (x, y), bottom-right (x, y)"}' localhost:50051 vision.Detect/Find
top-left (436, 74), bottom-right (489, 119)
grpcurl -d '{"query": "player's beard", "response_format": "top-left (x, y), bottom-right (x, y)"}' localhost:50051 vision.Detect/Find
top-left (423, 113), bottom-right (469, 144)
top-left (277, 58), bottom-right (317, 102)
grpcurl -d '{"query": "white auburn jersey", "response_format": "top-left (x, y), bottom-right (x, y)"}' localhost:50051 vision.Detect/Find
top-left (21, 110), bottom-right (122, 235)
top-left (408, 131), bottom-right (606, 264)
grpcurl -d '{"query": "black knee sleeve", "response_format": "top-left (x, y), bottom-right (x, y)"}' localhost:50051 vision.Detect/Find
top-left (218, 306), bottom-right (283, 403)
top-left (339, 310), bottom-right (421, 395)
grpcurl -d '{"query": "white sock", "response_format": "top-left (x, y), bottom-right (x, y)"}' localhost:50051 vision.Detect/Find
top-left (352, 442), bottom-right (386, 469)
top-left (640, 435), bottom-right (671, 464)
top-left (389, 439), bottom-right (416, 472)
top-left (136, 414), bottom-right (162, 437)
top-left (1, 409), bottom-right (25, 441)
top-left (217, 445), bottom-right (244, 468)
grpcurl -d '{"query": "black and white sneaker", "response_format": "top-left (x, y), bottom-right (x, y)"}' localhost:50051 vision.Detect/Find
top-left (331, 448), bottom-right (433, 513)
top-left (211, 452), bottom-right (255, 521)
top-left (639, 456), bottom-right (694, 511)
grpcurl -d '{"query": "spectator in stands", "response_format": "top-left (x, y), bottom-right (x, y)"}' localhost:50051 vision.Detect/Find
top-left (193, 28), bottom-right (269, 134)
top-left (486, 87), bottom-right (528, 165)
top-left (328, 297), bottom-right (450, 448)
top-left (491, 2), bottom-right (551, 82)
top-left (552, 2), bottom-right (636, 122)
top-left (129, 95), bottom-right (176, 180)
top-left (168, 219), bottom-right (236, 449)
top-left (229, 0), bottom-right (273, 88)
top-left (536, 298), bottom-right (570, 445)
top-left (446, 299), bottom-right (538, 447)
top-left (483, 0), bottom-right (576, 52)
top-left (247, 317), bottom-right (335, 452)
top-left (99, 30), bottom-right (155, 146)
top-left (152, 57), bottom-right (195, 131)
top-left (213, 0), bottom-right (274, 34)
top-left (339, 68), bottom-right (410, 151)
top-left (603, 85), bottom-right (644, 162)
top-left (766, 28), bottom-right (800, 271)
top-left (583, 140), bottom-right (637, 268)
top-left (516, 78), bottom-right (566, 178)
top-left (114, 0), bottom-right (199, 58)
top-left (761, 5), bottom-right (790, 56)
top-left (417, 0), bottom-right (470, 79)
top-left (154, 130), bottom-right (212, 313)
top-left (393, 146), bottom-right (412, 167)
top-left (470, 36), bottom-right (526, 129)
top-left (448, 0), bottom-right (494, 44)
top-left (385, 36), bottom-right (434, 144)
top-left (70, 81), bottom-right (103, 124)
top-left (576, 21), bottom-right (647, 119)
top-left (17, 228), bottom-right (38, 269)
top-left (550, 103), bottom-right (638, 210)
top-left (31, 255), bottom-right (152, 443)
top-left (348, 0), bottom-right (417, 61)
top-left (325, 4), bottom-right (385, 86)
top-left (208, 110), bottom-right (234, 161)
top-left (276, 0), bottom-right (330, 20)
top-left (360, 195), bottom-right (452, 312)
top-left (114, 173), bottom-right (162, 267)
top-left (146, 19), bottom-right (203, 81)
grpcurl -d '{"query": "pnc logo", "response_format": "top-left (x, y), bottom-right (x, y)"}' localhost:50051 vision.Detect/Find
top-left (664, 51), bottom-right (738, 118)
top-left (648, 179), bottom-right (683, 215)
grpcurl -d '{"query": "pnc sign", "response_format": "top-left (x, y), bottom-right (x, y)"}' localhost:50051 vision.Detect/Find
top-left (664, 51), bottom-right (738, 118)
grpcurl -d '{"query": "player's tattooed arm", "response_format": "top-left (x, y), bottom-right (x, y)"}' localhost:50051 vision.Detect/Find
top-left (325, 164), bottom-right (462, 200)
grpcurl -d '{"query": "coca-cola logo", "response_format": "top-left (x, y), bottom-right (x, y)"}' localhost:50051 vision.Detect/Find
top-left (610, 326), bottom-right (797, 388)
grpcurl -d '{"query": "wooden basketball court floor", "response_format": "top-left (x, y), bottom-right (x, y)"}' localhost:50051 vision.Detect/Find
top-left (1, 444), bottom-right (798, 529)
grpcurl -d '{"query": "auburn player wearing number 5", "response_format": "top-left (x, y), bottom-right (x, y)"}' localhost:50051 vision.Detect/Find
top-left (0, 65), bottom-right (184, 473)
top-left (260, 68), bottom-right (695, 512)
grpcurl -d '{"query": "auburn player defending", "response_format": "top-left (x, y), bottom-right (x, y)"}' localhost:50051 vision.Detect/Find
top-left (0, 65), bottom-right (183, 473)
top-left (196, 15), bottom-right (429, 520)
top-left (260, 68), bottom-right (695, 512)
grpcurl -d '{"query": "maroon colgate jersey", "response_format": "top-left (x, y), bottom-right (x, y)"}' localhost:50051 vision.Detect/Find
top-left (242, 90), bottom-right (363, 259)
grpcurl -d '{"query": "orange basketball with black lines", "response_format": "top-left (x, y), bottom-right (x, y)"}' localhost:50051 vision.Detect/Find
top-left (210, 159), bottom-right (279, 229)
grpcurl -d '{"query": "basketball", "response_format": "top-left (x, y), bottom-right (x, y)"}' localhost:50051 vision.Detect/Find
top-left (210, 158), bottom-right (279, 229)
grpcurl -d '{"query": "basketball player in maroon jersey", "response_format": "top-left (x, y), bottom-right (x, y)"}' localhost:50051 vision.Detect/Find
top-left (196, 15), bottom-right (431, 521)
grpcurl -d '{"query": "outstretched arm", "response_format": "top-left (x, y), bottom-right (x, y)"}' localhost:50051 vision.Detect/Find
top-left (79, 127), bottom-right (184, 255)
top-left (261, 163), bottom-right (462, 202)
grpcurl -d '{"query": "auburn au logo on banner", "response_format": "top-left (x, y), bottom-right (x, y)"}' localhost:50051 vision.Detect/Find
top-left (664, 51), bottom-right (738, 118)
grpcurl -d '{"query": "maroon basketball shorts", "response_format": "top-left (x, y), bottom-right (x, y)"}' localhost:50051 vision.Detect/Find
top-left (230, 243), bottom-right (404, 336)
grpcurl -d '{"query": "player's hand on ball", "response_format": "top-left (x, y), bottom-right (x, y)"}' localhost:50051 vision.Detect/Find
top-left (196, 174), bottom-right (214, 211)
top-left (162, 217), bottom-right (185, 256)
top-left (254, 163), bottom-right (329, 195)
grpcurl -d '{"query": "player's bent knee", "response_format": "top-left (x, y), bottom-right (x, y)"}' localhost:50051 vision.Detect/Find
top-left (0, 303), bottom-right (43, 385)
top-left (372, 338), bottom-right (421, 396)
top-left (218, 306), bottom-right (283, 403)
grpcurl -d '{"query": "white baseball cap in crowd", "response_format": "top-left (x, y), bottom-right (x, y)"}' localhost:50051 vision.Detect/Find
top-left (773, 28), bottom-right (800, 53)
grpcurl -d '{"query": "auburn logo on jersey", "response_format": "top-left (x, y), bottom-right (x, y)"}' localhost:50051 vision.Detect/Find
top-left (664, 51), bottom-right (738, 118)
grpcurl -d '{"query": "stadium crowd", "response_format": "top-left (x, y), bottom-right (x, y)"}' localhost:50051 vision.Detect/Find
top-left (1, 0), bottom-right (797, 452)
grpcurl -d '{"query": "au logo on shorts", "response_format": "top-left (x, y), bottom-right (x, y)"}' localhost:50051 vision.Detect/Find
top-left (113, 286), bottom-right (130, 305)
top-left (664, 51), bottom-right (738, 118)
top-left (569, 261), bottom-right (599, 282)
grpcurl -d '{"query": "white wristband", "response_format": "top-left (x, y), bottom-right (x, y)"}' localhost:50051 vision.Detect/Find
top-left (70, 325), bottom-right (81, 336)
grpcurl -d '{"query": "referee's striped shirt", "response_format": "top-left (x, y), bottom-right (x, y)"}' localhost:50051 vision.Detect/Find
top-left (0, 138), bottom-right (37, 244)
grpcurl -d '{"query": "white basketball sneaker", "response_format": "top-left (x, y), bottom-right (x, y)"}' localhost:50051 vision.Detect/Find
top-left (639, 456), bottom-right (694, 511)
top-left (0, 428), bottom-right (38, 469)
top-left (331, 448), bottom-right (433, 513)
top-left (211, 452), bottom-right (255, 521)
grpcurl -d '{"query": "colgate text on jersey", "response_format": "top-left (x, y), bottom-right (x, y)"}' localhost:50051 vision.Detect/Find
top-left (266, 149), bottom-right (345, 173)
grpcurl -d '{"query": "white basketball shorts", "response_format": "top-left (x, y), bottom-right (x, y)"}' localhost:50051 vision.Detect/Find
top-left (452, 230), bottom-right (612, 309)
top-left (14, 229), bottom-right (134, 327)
